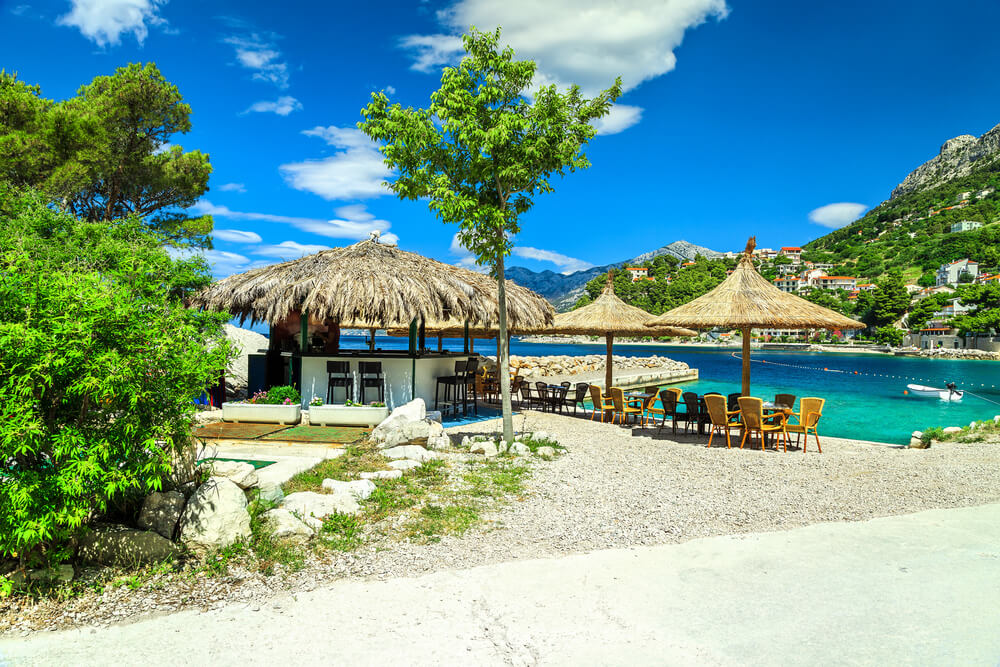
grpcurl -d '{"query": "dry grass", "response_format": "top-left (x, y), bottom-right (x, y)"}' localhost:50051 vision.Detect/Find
top-left (190, 238), bottom-right (555, 329)
top-left (646, 237), bottom-right (865, 330)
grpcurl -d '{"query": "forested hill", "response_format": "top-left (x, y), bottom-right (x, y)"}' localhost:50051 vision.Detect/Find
top-left (804, 159), bottom-right (1000, 285)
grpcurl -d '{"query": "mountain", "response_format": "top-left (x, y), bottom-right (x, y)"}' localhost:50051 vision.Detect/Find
top-left (891, 123), bottom-right (1000, 199)
top-left (507, 240), bottom-right (722, 310)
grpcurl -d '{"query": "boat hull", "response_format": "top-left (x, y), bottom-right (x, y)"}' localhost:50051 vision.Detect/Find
top-left (906, 384), bottom-right (963, 401)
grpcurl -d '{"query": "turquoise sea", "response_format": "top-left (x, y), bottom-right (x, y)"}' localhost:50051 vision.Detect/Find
top-left (342, 335), bottom-right (1000, 445)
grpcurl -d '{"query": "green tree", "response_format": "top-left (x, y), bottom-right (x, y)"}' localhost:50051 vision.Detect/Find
top-left (0, 64), bottom-right (213, 247)
top-left (874, 325), bottom-right (904, 346)
top-left (359, 28), bottom-right (620, 441)
top-left (0, 187), bottom-right (230, 571)
top-left (858, 271), bottom-right (911, 328)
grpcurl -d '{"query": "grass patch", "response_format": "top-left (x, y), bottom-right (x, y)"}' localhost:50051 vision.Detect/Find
top-left (282, 442), bottom-right (389, 495)
top-left (520, 435), bottom-right (566, 458)
top-left (406, 504), bottom-right (479, 542)
top-left (462, 458), bottom-right (530, 500)
top-left (921, 419), bottom-right (1000, 445)
top-left (318, 513), bottom-right (363, 551)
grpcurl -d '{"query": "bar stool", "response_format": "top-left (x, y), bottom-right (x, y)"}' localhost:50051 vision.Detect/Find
top-left (326, 361), bottom-right (353, 403)
top-left (359, 362), bottom-right (384, 404)
top-left (435, 359), bottom-right (468, 415)
top-left (463, 357), bottom-right (479, 416)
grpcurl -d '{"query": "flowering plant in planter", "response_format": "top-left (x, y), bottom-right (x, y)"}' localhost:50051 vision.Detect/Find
top-left (309, 396), bottom-right (324, 407)
top-left (238, 386), bottom-right (301, 405)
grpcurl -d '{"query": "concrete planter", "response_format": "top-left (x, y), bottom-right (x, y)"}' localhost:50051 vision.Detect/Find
top-left (221, 402), bottom-right (301, 425)
top-left (309, 404), bottom-right (389, 427)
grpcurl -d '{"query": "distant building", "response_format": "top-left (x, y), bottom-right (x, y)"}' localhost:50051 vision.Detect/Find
top-left (773, 276), bottom-right (803, 293)
top-left (976, 273), bottom-right (1000, 285)
top-left (936, 259), bottom-right (979, 286)
top-left (935, 298), bottom-right (972, 319)
top-left (978, 188), bottom-right (995, 199)
top-left (958, 191), bottom-right (972, 202)
top-left (680, 261), bottom-right (696, 268)
top-left (856, 283), bottom-right (876, 292)
top-left (753, 248), bottom-right (778, 260)
top-left (815, 276), bottom-right (857, 291)
top-left (779, 247), bottom-right (802, 263)
top-left (625, 266), bottom-right (649, 282)
top-left (950, 220), bottom-right (983, 233)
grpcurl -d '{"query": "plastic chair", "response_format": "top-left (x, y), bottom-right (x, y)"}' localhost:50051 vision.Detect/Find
top-left (589, 385), bottom-right (615, 422)
top-left (783, 397), bottom-right (825, 453)
top-left (738, 396), bottom-right (786, 451)
top-left (704, 394), bottom-right (742, 449)
top-left (610, 387), bottom-right (643, 425)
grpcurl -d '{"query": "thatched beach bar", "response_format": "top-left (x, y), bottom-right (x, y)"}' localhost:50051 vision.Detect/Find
top-left (191, 237), bottom-right (554, 412)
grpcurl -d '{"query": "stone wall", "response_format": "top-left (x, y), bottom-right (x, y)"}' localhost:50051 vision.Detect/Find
top-left (508, 354), bottom-right (689, 378)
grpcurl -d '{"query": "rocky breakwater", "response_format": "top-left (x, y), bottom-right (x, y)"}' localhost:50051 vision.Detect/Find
top-left (509, 354), bottom-right (690, 378)
top-left (916, 348), bottom-right (1000, 361)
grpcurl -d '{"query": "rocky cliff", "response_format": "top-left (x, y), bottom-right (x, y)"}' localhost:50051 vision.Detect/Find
top-left (891, 123), bottom-right (1000, 199)
top-left (506, 240), bottom-right (722, 310)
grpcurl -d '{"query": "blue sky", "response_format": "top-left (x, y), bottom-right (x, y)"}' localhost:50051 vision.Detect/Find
top-left (3, 0), bottom-right (1000, 277)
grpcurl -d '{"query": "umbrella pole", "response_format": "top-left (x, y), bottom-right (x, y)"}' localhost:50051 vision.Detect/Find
top-left (741, 326), bottom-right (751, 396)
top-left (605, 334), bottom-right (614, 391)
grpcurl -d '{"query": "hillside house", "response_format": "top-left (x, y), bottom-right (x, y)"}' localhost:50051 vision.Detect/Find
top-left (950, 220), bottom-right (983, 233)
top-left (856, 283), bottom-right (876, 292)
top-left (773, 276), bottom-right (803, 293)
top-left (936, 259), bottom-right (979, 286)
top-left (815, 276), bottom-right (857, 291)
top-left (976, 273), bottom-right (1000, 285)
top-left (958, 191), bottom-right (972, 202)
top-left (979, 188), bottom-right (995, 199)
top-left (753, 248), bottom-right (778, 260)
top-left (625, 266), bottom-right (649, 282)
top-left (779, 247), bottom-right (802, 263)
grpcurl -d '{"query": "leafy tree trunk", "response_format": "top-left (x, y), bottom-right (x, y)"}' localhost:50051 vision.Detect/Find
top-left (496, 253), bottom-right (514, 443)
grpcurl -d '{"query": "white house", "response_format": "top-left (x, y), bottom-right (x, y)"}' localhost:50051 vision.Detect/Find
top-left (779, 246), bottom-right (803, 264)
top-left (950, 220), bottom-right (983, 233)
top-left (814, 276), bottom-right (857, 291)
top-left (936, 259), bottom-right (979, 286)
top-left (773, 276), bottom-right (804, 293)
top-left (625, 266), bottom-right (649, 282)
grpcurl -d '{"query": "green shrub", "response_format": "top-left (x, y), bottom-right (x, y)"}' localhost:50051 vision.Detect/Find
top-left (263, 386), bottom-right (300, 405)
top-left (0, 189), bottom-right (231, 570)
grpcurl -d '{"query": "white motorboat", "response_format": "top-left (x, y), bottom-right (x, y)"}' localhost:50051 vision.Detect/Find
top-left (906, 384), bottom-right (964, 401)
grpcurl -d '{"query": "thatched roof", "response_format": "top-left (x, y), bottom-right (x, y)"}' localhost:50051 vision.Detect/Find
top-left (645, 237), bottom-right (865, 331)
top-left (549, 275), bottom-right (696, 338)
top-left (191, 239), bottom-right (555, 328)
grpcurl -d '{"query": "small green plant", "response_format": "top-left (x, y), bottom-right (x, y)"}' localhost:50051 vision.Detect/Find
top-left (309, 396), bottom-right (324, 407)
top-left (520, 435), bottom-right (566, 455)
top-left (320, 513), bottom-right (363, 551)
top-left (407, 503), bottom-right (479, 542)
top-left (921, 427), bottom-right (944, 446)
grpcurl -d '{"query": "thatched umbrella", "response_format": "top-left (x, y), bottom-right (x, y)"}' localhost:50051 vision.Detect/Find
top-left (547, 274), bottom-right (696, 390)
top-left (645, 237), bottom-right (864, 395)
top-left (191, 238), bottom-right (554, 330)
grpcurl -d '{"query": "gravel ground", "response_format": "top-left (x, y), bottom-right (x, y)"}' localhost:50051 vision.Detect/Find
top-left (5, 409), bottom-right (1000, 635)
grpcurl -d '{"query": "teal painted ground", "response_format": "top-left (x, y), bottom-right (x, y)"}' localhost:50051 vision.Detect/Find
top-left (345, 335), bottom-right (1000, 445)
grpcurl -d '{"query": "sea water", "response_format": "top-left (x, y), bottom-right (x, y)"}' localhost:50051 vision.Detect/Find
top-left (340, 335), bottom-right (1000, 444)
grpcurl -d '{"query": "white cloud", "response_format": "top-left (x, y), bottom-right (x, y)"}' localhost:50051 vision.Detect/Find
top-left (58, 0), bottom-right (166, 46)
top-left (384, 85), bottom-right (397, 95)
top-left (190, 200), bottom-right (398, 244)
top-left (224, 34), bottom-right (289, 88)
top-left (244, 96), bottom-right (302, 116)
top-left (449, 232), bottom-right (480, 269)
top-left (167, 246), bottom-right (254, 277)
top-left (280, 126), bottom-right (394, 200)
top-left (592, 104), bottom-right (643, 136)
top-left (11, 5), bottom-right (31, 16)
top-left (217, 182), bottom-right (246, 193)
top-left (809, 202), bottom-right (868, 229)
top-left (402, 0), bottom-right (728, 133)
top-left (512, 246), bottom-right (594, 274)
top-left (252, 241), bottom-right (330, 260)
top-left (212, 228), bottom-right (262, 244)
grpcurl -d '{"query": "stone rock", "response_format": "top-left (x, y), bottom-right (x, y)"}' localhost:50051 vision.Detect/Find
top-left (425, 433), bottom-right (452, 451)
top-left (321, 478), bottom-right (376, 500)
top-left (179, 477), bottom-right (252, 555)
top-left (388, 459), bottom-right (423, 471)
top-left (258, 481), bottom-right (285, 504)
top-left (426, 410), bottom-right (443, 423)
top-left (193, 408), bottom-right (223, 424)
top-left (461, 435), bottom-right (472, 448)
top-left (168, 440), bottom-right (200, 487)
top-left (497, 441), bottom-right (509, 453)
top-left (942, 426), bottom-right (962, 434)
top-left (909, 437), bottom-right (930, 449)
top-left (382, 445), bottom-right (438, 462)
top-left (78, 527), bottom-right (181, 566)
top-left (209, 460), bottom-right (259, 489)
top-left (262, 509), bottom-right (313, 543)
top-left (536, 446), bottom-right (557, 457)
top-left (392, 398), bottom-right (426, 422)
top-left (470, 440), bottom-right (498, 457)
top-left (360, 469), bottom-right (403, 480)
top-left (911, 430), bottom-right (923, 439)
top-left (137, 490), bottom-right (186, 540)
top-left (531, 431), bottom-right (550, 442)
top-left (282, 491), bottom-right (360, 521)
top-left (508, 441), bottom-right (530, 456)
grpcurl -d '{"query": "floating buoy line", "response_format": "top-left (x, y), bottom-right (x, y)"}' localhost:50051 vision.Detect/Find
top-left (730, 352), bottom-right (1000, 395)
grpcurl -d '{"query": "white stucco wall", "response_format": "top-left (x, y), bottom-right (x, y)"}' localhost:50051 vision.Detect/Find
top-left (299, 355), bottom-right (468, 410)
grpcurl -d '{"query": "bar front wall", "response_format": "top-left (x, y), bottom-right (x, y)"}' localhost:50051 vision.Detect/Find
top-left (299, 354), bottom-right (472, 410)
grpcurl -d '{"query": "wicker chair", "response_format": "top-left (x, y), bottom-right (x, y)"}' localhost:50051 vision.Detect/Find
top-left (564, 382), bottom-right (590, 415)
top-left (774, 393), bottom-right (797, 410)
top-left (589, 385), bottom-right (614, 422)
top-left (610, 387), bottom-right (643, 425)
top-left (783, 397), bottom-right (825, 453)
top-left (656, 388), bottom-right (686, 434)
top-left (534, 382), bottom-right (550, 412)
top-left (737, 396), bottom-right (786, 451)
top-left (681, 392), bottom-right (705, 435)
top-left (704, 394), bottom-right (742, 449)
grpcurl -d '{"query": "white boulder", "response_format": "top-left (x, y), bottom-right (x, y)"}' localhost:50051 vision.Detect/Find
top-left (321, 478), bottom-right (377, 500)
top-left (258, 481), bottom-right (285, 504)
top-left (508, 441), bottom-right (530, 456)
top-left (388, 459), bottom-right (423, 471)
top-left (137, 490), bottom-right (186, 540)
top-left (382, 445), bottom-right (439, 462)
top-left (281, 491), bottom-right (361, 521)
top-left (179, 477), bottom-right (252, 555)
top-left (536, 446), bottom-right (557, 457)
top-left (209, 460), bottom-right (259, 489)
top-left (470, 441), bottom-right (498, 457)
top-left (942, 426), bottom-right (962, 434)
top-left (262, 509), bottom-right (314, 543)
top-left (425, 433), bottom-right (452, 451)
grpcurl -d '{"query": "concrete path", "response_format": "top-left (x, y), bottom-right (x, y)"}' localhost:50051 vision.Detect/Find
top-left (4, 504), bottom-right (1000, 666)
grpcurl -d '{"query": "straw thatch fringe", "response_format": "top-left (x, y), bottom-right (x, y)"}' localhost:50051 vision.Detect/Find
top-left (190, 239), bottom-right (554, 328)
top-left (645, 237), bottom-right (865, 331)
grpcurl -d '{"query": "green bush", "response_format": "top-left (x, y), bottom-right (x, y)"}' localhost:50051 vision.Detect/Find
top-left (263, 386), bottom-right (301, 405)
top-left (0, 188), bottom-right (231, 570)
